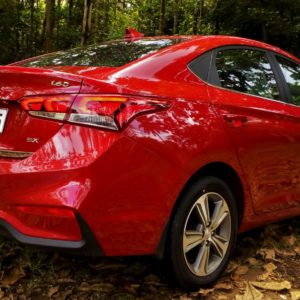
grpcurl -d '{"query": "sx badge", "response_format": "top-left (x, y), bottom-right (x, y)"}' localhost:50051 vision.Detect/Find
top-left (26, 137), bottom-right (40, 144)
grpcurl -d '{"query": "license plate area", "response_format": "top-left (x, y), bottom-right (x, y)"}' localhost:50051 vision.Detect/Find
top-left (0, 108), bottom-right (8, 134)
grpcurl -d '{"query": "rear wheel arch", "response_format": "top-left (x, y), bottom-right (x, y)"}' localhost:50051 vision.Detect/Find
top-left (161, 163), bottom-right (244, 289)
top-left (173, 162), bottom-right (245, 225)
top-left (155, 162), bottom-right (245, 259)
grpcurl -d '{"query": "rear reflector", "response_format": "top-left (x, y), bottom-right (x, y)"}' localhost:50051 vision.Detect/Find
top-left (15, 205), bottom-right (82, 241)
top-left (20, 94), bottom-right (171, 130)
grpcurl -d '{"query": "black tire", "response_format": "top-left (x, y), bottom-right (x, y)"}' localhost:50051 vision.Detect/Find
top-left (168, 176), bottom-right (238, 290)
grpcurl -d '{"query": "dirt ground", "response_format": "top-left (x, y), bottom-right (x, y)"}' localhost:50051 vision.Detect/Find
top-left (0, 217), bottom-right (299, 300)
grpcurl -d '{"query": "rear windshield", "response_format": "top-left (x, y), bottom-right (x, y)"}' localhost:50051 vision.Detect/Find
top-left (17, 38), bottom-right (186, 68)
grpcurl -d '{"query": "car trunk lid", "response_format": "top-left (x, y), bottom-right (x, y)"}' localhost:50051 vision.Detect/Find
top-left (0, 66), bottom-right (83, 156)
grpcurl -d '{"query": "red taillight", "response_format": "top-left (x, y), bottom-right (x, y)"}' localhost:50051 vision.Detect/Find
top-left (69, 95), bottom-right (170, 131)
top-left (116, 99), bottom-right (168, 128)
top-left (68, 95), bottom-right (126, 130)
top-left (20, 95), bottom-right (75, 121)
top-left (20, 94), bottom-right (171, 130)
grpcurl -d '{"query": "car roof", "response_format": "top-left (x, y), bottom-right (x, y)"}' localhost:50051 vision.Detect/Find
top-left (120, 35), bottom-right (299, 66)
top-left (12, 35), bottom-right (299, 67)
top-left (171, 35), bottom-right (299, 62)
top-left (108, 35), bottom-right (299, 85)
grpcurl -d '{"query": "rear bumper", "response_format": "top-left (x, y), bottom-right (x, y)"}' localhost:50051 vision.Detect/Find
top-left (0, 124), bottom-right (120, 248)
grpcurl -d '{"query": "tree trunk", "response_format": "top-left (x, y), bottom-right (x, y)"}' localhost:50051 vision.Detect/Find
top-left (81, 0), bottom-right (93, 45)
top-left (94, 0), bottom-right (101, 42)
top-left (68, 0), bottom-right (73, 27)
top-left (103, 0), bottom-right (110, 40)
top-left (213, 0), bottom-right (220, 35)
top-left (193, 0), bottom-right (203, 34)
top-left (29, 0), bottom-right (34, 55)
top-left (159, 0), bottom-right (166, 35)
top-left (44, 0), bottom-right (55, 52)
top-left (56, 0), bottom-right (61, 43)
top-left (173, 0), bottom-right (178, 34)
top-left (261, 21), bottom-right (268, 42)
top-left (113, 0), bottom-right (117, 17)
top-left (15, 0), bottom-right (21, 59)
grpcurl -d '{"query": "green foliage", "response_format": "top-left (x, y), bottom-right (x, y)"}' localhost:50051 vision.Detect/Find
top-left (0, 0), bottom-right (299, 65)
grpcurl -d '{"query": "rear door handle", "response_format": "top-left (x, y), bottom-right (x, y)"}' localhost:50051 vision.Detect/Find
top-left (223, 114), bottom-right (248, 127)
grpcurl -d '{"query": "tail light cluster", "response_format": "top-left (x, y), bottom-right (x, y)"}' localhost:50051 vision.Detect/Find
top-left (20, 94), bottom-right (170, 131)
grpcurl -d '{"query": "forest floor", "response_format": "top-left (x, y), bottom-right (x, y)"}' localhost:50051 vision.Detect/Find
top-left (0, 217), bottom-right (299, 300)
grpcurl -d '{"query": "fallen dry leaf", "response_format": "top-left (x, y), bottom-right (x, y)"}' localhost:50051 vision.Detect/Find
top-left (78, 282), bottom-right (113, 292)
top-left (283, 235), bottom-right (297, 246)
top-left (257, 263), bottom-right (277, 281)
top-left (264, 262), bottom-right (277, 272)
top-left (144, 274), bottom-right (161, 283)
top-left (92, 263), bottom-right (127, 271)
top-left (56, 278), bottom-right (76, 283)
top-left (276, 248), bottom-right (296, 257)
top-left (251, 280), bottom-right (292, 291)
top-left (232, 265), bottom-right (249, 281)
top-left (235, 282), bottom-right (263, 300)
top-left (236, 265), bottom-right (249, 275)
top-left (0, 266), bottom-right (25, 286)
top-left (236, 281), bottom-right (247, 289)
top-left (48, 286), bottom-right (59, 298)
top-left (0, 288), bottom-right (4, 299)
top-left (291, 290), bottom-right (300, 300)
top-left (247, 257), bottom-right (259, 266)
top-left (214, 282), bottom-right (233, 291)
top-left (257, 248), bottom-right (276, 260)
top-left (179, 296), bottom-right (193, 300)
top-left (294, 247), bottom-right (300, 256)
top-left (217, 296), bottom-right (229, 300)
top-left (226, 261), bottom-right (239, 273)
top-left (130, 284), bottom-right (140, 289)
top-left (57, 289), bottom-right (72, 300)
top-left (198, 288), bottom-right (214, 296)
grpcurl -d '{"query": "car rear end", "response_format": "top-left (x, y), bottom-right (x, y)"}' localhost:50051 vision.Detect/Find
top-left (0, 37), bottom-right (191, 255)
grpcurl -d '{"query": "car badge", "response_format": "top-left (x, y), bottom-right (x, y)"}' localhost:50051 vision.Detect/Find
top-left (51, 81), bottom-right (70, 87)
top-left (26, 137), bottom-right (40, 144)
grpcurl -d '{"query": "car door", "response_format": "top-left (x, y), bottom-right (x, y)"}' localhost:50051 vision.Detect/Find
top-left (273, 54), bottom-right (300, 202)
top-left (207, 47), bottom-right (300, 214)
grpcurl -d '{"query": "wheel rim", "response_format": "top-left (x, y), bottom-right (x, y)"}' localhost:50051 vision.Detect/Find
top-left (183, 192), bottom-right (231, 277)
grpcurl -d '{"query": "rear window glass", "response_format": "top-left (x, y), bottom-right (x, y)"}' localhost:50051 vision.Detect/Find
top-left (17, 38), bottom-right (185, 68)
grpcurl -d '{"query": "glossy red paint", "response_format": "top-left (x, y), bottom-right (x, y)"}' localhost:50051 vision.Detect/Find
top-left (124, 28), bottom-right (145, 40)
top-left (0, 36), bottom-right (299, 255)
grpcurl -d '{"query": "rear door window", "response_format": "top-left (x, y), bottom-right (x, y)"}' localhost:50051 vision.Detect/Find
top-left (276, 56), bottom-right (300, 106)
top-left (214, 48), bottom-right (280, 100)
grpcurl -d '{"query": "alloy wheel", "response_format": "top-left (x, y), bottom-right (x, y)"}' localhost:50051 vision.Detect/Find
top-left (183, 192), bottom-right (231, 276)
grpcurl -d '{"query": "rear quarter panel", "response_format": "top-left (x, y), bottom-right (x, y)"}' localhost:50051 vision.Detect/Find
top-left (78, 70), bottom-right (253, 256)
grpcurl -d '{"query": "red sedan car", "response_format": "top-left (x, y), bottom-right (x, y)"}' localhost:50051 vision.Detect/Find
top-left (0, 31), bottom-right (299, 289)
